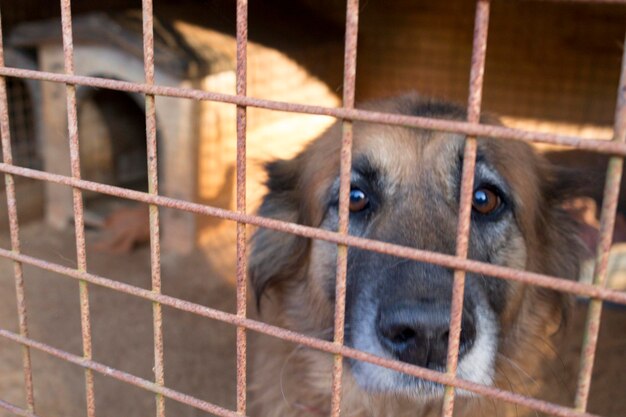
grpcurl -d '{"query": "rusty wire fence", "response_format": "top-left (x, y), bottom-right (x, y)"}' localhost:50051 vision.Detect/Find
top-left (1, 0), bottom-right (626, 417)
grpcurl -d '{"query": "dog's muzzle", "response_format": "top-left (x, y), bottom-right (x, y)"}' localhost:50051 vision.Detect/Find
top-left (346, 256), bottom-right (497, 395)
top-left (376, 301), bottom-right (476, 369)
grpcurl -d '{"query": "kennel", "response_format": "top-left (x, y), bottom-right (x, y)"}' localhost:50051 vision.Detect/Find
top-left (0, 0), bottom-right (625, 417)
top-left (8, 11), bottom-right (340, 253)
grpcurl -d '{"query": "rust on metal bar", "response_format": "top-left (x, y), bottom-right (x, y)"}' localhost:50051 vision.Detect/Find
top-left (235, 0), bottom-right (248, 414)
top-left (59, 1), bottom-right (96, 415)
top-left (0, 399), bottom-right (41, 417)
top-left (0, 329), bottom-right (243, 417)
top-left (0, 249), bottom-right (607, 417)
top-left (140, 1), bottom-right (166, 416)
top-left (330, 0), bottom-right (360, 415)
top-left (0, 67), bottom-right (624, 156)
top-left (0, 8), bottom-right (35, 412)
top-left (531, 0), bottom-right (626, 4)
top-left (442, 2), bottom-right (491, 416)
top-left (3, 162), bottom-right (626, 306)
top-left (574, 32), bottom-right (626, 412)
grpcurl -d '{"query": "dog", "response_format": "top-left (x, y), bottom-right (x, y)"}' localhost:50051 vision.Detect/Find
top-left (248, 94), bottom-right (582, 417)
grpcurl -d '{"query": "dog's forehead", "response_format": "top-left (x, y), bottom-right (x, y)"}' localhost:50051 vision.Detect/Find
top-left (352, 124), bottom-right (423, 175)
top-left (352, 125), bottom-right (467, 185)
top-left (352, 124), bottom-right (537, 180)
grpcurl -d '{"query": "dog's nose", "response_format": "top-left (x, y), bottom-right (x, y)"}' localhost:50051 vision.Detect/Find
top-left (376, 303), bottom-right (476, 369)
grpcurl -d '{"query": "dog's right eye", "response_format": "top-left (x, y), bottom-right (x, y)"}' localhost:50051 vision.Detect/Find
top-left (349, 188), bottom-right (369, 212)
top-left (472, 187), bottom-right (502, 216)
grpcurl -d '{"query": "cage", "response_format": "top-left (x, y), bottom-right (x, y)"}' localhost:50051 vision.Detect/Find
top-left (0, 1), bottom-right (625, 417)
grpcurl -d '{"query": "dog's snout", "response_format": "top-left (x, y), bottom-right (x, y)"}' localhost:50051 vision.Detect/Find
top-left (376, 303), bottom-right (476, 369)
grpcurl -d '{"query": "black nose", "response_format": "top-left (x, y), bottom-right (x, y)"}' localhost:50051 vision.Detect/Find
top-left (376, 302), bottom-right (476, 369)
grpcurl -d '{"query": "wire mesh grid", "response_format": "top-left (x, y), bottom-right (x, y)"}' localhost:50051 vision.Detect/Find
top-left (0, 0), bottom-right (625, 417)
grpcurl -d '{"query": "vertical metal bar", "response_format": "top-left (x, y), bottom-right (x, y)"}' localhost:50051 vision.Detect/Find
top-left (235, 0), bottom-right (248, 414)
top-left (140, 2), bottom-right (166, 416)
top-left (574, 32), bottom-right (626, 412)
top-left (330, 1), bottom-right (359, 416)
top-left (441, 1), bottom-right (490, 416)
top-left (0, 8), bottom-right (36, 413)
top-left (59, 1), bottom-right (96, 416)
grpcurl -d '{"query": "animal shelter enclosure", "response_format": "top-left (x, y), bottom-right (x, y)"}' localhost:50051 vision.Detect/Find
top-left (0, 0), bottom-right (625, 417)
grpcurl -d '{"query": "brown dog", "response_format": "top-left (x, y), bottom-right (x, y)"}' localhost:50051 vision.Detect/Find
top-left (249, 95), bottom-right (581, 417)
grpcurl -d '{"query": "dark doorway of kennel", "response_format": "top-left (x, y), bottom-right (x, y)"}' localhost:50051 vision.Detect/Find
top-left (0, 77), bottom-right (39, 175)
top-left (77, 84), bottom-right (150, 224)
top-left (0, 76), bottom-right (44, 229)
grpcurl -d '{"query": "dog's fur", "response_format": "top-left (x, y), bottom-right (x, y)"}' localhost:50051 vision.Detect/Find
top-left (248, 94), bottom-right (582, 417)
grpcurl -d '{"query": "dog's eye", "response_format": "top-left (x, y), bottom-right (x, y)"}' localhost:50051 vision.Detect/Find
top-left (349, 188), bottom-right (369, 212)
top-left (472, 187), bottom-right (502, 215)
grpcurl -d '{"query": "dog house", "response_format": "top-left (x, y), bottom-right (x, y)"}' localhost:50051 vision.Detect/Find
top-left (9, 12), bottom-right (340, 253)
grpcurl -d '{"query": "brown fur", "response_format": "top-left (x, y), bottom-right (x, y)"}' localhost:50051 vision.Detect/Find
top-left (249, 94), bottom-right (581, 417)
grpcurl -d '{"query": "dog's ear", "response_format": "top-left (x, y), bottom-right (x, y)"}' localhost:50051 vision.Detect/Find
top-left (538, 155), bottom-right (595, 279)
top-left (541, 150), bottom-right (613, 259)
top-left (249, 157), bottom-right (309, 310)
top-left (533, 158), bottom-right (590, 333)
top-left (543, 149), bottom-right (611, 204)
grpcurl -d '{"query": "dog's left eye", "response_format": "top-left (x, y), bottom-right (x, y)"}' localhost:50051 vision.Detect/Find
top-left (472, 187), bottom-right (502, 215)
top-left (349, 188), bottom-right (369, 212)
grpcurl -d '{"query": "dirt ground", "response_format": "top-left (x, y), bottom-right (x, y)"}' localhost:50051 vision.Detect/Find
top-left (0, 220), bottom-right (240, 417)
top-left (0, 221), bottom-right (625, 417)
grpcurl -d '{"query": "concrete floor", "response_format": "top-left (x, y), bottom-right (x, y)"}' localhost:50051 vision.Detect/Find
top-left (0, 221), bottom-right (625, 417)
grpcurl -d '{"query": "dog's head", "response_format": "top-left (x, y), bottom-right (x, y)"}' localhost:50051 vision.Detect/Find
top-left (249, 94), bottom-right (580, 399)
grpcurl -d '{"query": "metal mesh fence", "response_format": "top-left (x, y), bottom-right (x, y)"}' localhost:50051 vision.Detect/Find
top-left (1, 1), bottom-right (625, 417)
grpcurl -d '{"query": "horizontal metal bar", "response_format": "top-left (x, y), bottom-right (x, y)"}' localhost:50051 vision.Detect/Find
top-left (0, 328), bottom-right (242, 417)
top-left (2, 162), bottom-right (625, 306)
top-left (0, 66), bottom-right (623, 155)
top-left (0, 250), bottom-right (605, 417)
top-left (0, 399), bottom-right (40, 417)
top-left (528, 0), bottom-right (626, 4)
